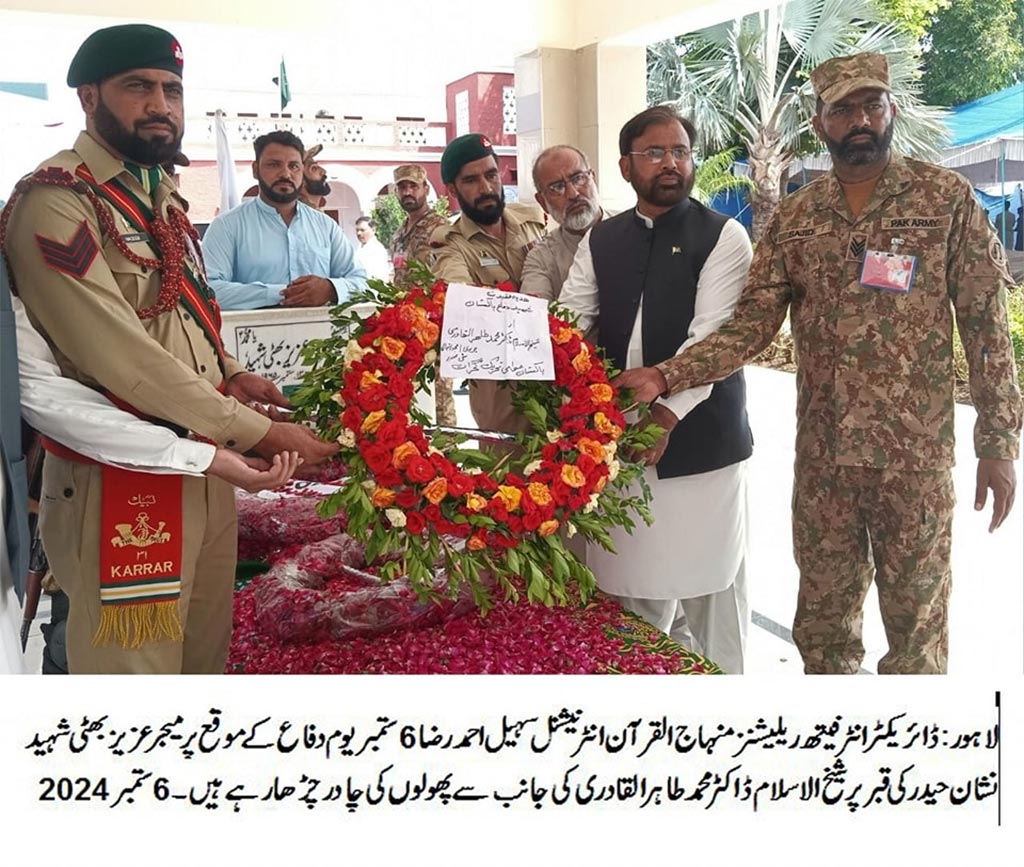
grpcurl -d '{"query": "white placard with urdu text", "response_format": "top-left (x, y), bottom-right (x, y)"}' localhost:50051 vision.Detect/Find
top-left (439, 283), bottom-right (554, 381)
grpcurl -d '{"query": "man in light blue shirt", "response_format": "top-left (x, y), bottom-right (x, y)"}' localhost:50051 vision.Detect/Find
top-left (202, 130), bottom-right (367, 310)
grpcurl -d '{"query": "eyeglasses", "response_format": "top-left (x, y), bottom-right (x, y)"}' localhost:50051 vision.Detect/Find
top-left (826, 101), bottom-right (887, 120)
top-left (545, 170), bottom-right (592, 197)
top-left (628, 146), bottom-right (692, 164)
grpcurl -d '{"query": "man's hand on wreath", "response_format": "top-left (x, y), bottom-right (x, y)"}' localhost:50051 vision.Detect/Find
top-left (227, 371), bottom-right (293, 419)
top-left (975, 457), bottom-right (1017, 532)
top-left (253, 421), bottom-right (339, 466)
top-left (612, 366), bottom-right (668, 404)
top-left (632, 402), bottom-right (679, 467)
top-left (281, 275), bottom-right (336, 307)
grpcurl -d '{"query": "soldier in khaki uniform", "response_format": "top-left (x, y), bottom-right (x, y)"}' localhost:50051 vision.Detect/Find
top-left (431, 133), bottom-right (546, 433)
top-left (616, 53), bottom-right (1022, 674)
top-left (521, 145), bottom-right (605, 306)
top-left (2, 24), bottom-right (335, 674)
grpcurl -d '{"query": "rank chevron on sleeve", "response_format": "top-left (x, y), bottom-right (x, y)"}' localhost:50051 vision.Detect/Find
top-left (35, 220), bottom-right (99, 278)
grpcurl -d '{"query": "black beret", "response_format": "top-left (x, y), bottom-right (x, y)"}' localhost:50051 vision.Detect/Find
top-left (441, 133), bottom-right (495, 184)
top-left (67, 24), bottom-right (184, 87)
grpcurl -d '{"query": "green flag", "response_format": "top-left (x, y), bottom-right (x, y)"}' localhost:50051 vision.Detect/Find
top-left (273, 58), bottom-right (290, 111)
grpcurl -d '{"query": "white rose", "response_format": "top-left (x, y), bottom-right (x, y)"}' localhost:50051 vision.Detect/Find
top-left (465, 467), bottom-right (483, 475)
top-left (546, 430), bottom-right (564, 443)
top-left (343, 339), bottom-right (368, 369)
top-left (608, 459), bottom-right (620, 481)
top-left (603, 441), bottom-right (617, 461)
top-left (583, 492), bottom-right (600, 514)
top-left (566, 522), bottom-right (578, 538)
top-left (337, 428), bottom-right (356, 447)
top-left (385, 508), bottom-right (407, 528)
top-left (361, 479), bottom-right (377, 491)
top-left (331, 392), bottom-right (344, 405)
top-left (524, 459), bottom-right (542, 476)
top-left (424, 349), bottom-right (438, 365)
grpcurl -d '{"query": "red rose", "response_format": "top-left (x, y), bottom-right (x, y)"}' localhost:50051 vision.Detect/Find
top-left (376, 419), bottom-right (406, 450)
top-left (361, 443), bottom-right (391, 474)
top-left (395, 488), bottom-right (421, 509)
top-left (376, 468), bottom-right (403, 487)
top-left (405, 512), bottom-right (426, 534)
top-left (523, 510), bottom-right (543, 531)
top-left (423, 504), bottom-right (442, 523)
top-left (341, 406), bottom-right (363, 431)
top-left (447, 472), bottom-right (475, 497)
top-left (405, 456), bottom-right (435, 483)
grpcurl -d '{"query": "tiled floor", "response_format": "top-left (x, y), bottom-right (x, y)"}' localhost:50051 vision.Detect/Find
top-left (18, 366), bottom-right (1023, 675)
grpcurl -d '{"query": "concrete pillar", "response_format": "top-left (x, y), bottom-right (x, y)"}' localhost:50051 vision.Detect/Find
top-left (515, 42), bottom-right (646, 213)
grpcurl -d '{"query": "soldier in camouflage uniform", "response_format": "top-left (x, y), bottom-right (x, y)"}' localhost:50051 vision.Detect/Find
top-left (615, 52), bottom-right (1022, 674)
top-left (388, 164), bottom-right (455, 424)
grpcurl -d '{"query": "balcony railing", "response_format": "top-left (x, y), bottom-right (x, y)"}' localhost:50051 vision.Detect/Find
top-left (193, 114), bottom-right (448, 151)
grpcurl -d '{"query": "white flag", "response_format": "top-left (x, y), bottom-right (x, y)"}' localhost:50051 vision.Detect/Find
top-left (214, 109), bottom-right (240, 213)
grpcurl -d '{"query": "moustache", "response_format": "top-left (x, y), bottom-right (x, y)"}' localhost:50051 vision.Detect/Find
top-left (474, 194), bottom-right (500, 207)
top-left (136, 116), bottom-right (178, 134)
top-left (843, 128), bottom-right (878, 144)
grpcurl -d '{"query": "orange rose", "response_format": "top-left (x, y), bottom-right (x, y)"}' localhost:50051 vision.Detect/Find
top-left (467, 535), bottom-right (487, 551)
top-left (539, 519), bottom-right (559, 537)
top-left (552, 327), bottom-right (574, 345)
top-left (398, 304), bottom-right (428, 329)
top-left (594, 412), bottom-right (622, 439)
top-left (576, 437), bottom-right (605, 463)
top-left (380, 336), bottom-right (406, 362)
top-left (370, 487), bottom-right (397, 508)
top-left (560, 465), bottom-right (586, 488)
top-left (571, 346), bottom-right (591, 373)
top-left (416, 321), bottom-right (440, 348)
top-left (589, 383), bottom-right (613, 404)
top-left (465, 493), bottom-right (488, 512)
top-left (392, 441), bottom-right (420, 469)
top-left (423, 477), bottom-right (448, 505)
top-left (361, 410), bottom-right (386, 434)
top-left (594, 474), bottom-right (607, 493)
top-left (527, 482), bottom-right (552, 506)
top-left (360, 370), bottom-right (383, 389)
top-left (494, 485), bottom-right (522, 513)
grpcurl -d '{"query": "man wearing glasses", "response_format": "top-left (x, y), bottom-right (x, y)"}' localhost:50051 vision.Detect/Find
top-left (522, 146), bottom-right (605, 306)
top-left (560, 105), bottom-right (754, 673)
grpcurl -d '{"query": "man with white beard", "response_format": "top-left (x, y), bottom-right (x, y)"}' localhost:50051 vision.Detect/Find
top-left (521, 146), bottom-right (605, 304)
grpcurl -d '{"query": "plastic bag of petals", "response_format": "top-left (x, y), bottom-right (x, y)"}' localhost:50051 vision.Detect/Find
top-left (236, 491), bottom-right (344, 562)
top-left (251, 532), bottom-right (477, 643)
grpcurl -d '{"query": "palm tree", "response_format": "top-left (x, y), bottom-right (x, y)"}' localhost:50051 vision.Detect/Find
top-left (648, 0), bottom-right (949, 239)
top-left (692, 146), bottom-right (755, 205)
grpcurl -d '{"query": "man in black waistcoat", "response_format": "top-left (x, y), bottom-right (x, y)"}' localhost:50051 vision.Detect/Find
top-left (560, 106), bottom-right (754, 673)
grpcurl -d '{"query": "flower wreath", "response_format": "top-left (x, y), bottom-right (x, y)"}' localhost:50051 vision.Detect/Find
top-left (293, 265), bottom-right (661, 609)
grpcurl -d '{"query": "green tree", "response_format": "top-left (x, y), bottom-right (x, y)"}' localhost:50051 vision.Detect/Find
top-left (647, 0), bottom-right (948, 240)
top-left (921, 0), bottom-right (1024, 106)
top-left (371, 194), bottom-right (449, 249)
top-left (874, 0), bottom-right (950, 38)
top-left (692, 147), bottom-right (755, 205)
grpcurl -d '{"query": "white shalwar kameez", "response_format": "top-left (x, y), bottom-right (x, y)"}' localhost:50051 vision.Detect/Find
top-left (560, 214), bottom-right (753, 673)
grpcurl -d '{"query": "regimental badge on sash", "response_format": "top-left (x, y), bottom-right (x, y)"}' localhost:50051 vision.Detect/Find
top-left (97, 467), bottom-right (185, 648)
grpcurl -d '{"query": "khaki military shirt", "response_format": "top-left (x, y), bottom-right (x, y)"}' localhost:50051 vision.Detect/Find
top-left (431, 202), bottom-right (546, 432)
top-left (520, 218), bottom-right (599, 303)
top-left (657, 154), bottom-right (1021, 471)
top-left (5, 132), bottom-right (270, 450)
top-left (389, 209), bottom-right (448, 288)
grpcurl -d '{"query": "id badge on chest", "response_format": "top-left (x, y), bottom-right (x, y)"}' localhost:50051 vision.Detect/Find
top-left (860, 249), bottom-right (917, 293)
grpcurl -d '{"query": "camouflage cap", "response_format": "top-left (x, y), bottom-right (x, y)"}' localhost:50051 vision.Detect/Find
top-left (440, 133), bottom-right (495, 184)
top-left (394, 164), bottom-right (428, 184)
top-left (810, 52), bottom-right (891, 104)
top-left (67, 24), bottom-right (184, 87)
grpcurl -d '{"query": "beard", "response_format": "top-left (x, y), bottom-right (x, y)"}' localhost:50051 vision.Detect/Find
top-left (822, 121), bottom-right (894, 166)
top-left (456, 186), bottom-right (505, 225)
top-left (305, 177), bottom-right (331, 196)
top-left (94, 97), bottom-right (182, 167)
top-left (400, 193), bottom-right (427, 214)
top-left (631, 167), bottom-right (694, 209)
top-left (258, 176), bottom-right (301, 204)
top-left (556, 196), bottom-right (601, 232)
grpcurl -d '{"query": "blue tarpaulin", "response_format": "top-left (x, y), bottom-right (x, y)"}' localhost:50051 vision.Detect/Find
top-left (947, 82), bottom-right (1024, 147)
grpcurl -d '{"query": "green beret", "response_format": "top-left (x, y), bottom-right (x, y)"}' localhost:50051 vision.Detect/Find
top-left (67, 24), bottom-right (184, 87)
top-left (440, 133), bottom-right (495, 184)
